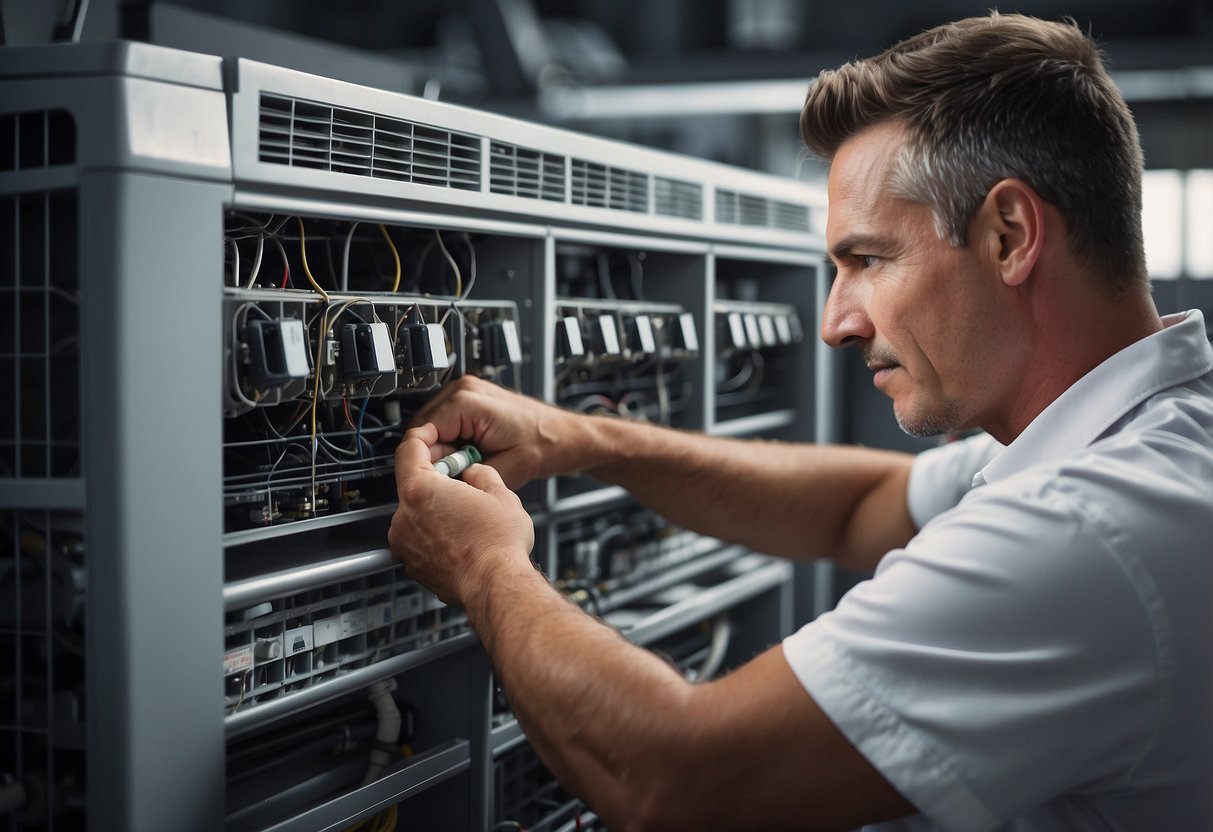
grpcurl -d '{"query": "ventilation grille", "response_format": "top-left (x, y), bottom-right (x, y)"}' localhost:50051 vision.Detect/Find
top-left (654, 177), bottom-right (703, 220)
top-left (772, 201), bottom-right (811, 232)
top-left (0, 109), bottom-right (76, 171)
top-left (571, 160), bottom-right (648, 213)
top-left (1, 189), bottom-right (80, 478)
top-left (489, 142), bottom-right (565, 201)
top-left (258, 94), bottom-right (481, 190)
top-left (715, 189), bottom-right (810, 232)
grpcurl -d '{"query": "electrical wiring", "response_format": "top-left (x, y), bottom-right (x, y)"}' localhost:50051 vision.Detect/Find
top-left (247, 229), bottom-right (265, 288)
top-left (380, 224), bottom-right (402, 292)
top-left (356, 394), bottom-right (371, 461)
top-left (571, 394), bottom-right (618, 414)
top-left (297, 217), bottom-right (331, 302)
top-left (596, 251), bottom-right (615, 299)
top-left (628, 252), bottom-right (644, 300)
top-left (718, 349), bottom-right (765, 394)
top-left (307, 298), bottom-right (384, 515)
top-left (340, 222), bottom-right (359, 292)
top-left (655, 360), bottom-right (671, 424)
top-left (267, 234), bottom-right (292, 289)
top-left (230, 669), bottom-right (252, 714)
top-left (686, 616), bottom-right (732, 682)
top-left (230, 303), bottom-right (274, 409)
top-left (433, 229), bottom-right (462, 297)
top-left (226, 237), bottom-right (240, 288)
top-left (459, 231), bottom-right (478, 299)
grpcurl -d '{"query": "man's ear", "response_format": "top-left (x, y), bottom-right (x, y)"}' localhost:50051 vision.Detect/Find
top-left (977, 178), bottom-right (1045, 288)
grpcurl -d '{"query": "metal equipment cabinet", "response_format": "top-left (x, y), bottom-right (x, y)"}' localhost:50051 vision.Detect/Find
top-left (0, 42), bottom-right (833, 832)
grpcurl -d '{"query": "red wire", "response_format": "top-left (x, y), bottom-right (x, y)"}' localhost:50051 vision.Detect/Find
top-left (343, 398), bottom-right (355, 430)
top-left (280, 263), bottom-right (289, 289)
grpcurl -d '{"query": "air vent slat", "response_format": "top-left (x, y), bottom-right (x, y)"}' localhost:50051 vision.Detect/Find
top-left (713, 188), bottom-right (809, 233)
top-left (654, 177), bottom-right (703, 221)
top-left (258, 93), bottom-right (481, 192)
top-left (488, 141), bottom-right (567, 202)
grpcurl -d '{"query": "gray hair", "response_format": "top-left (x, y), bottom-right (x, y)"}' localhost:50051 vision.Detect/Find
top-left (802, 12), bottom-right (1146, 291)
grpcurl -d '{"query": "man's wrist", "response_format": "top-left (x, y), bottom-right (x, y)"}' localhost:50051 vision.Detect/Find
top-left (459, 546), bottom-right (545, 615)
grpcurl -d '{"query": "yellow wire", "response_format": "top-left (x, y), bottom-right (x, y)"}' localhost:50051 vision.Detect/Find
top-left (379, 224), bottom-right (402, 293)
top-left (309, 305), bottom-right (331, 515)
top-left (297, 217), bottom-right (331, 302)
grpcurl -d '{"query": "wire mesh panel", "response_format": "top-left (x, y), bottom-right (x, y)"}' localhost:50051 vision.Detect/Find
top-left (0, 188), bottom-right (80, 480)
top-left (0, 509), bottom-right (87, 830)
top-left (0, 113), bottom-right (84, 826)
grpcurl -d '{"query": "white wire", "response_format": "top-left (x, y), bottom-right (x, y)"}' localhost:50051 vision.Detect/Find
top-left (246, 230), bottom-right (265, 288)
top-left (687, 616), bottom-right (732, 683)
top-left (434, 229), bottom-right (462, 296)
top-left (226, 237), bottom-right (240, 288)
top-left (341, 222), bottom-right (360, 292)
top-left (460, 232), bottom-right (477, 299)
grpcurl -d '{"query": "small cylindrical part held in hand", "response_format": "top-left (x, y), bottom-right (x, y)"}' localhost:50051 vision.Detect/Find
top-left (433, 444), bottom-right (483, 478)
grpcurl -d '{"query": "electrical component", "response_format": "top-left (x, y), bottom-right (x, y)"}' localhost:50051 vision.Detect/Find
top-left (482, 318), bottom-right (523, 366)
top-left (743, 313), bottom-right (762, 349)
top-left (433, 445), bottom-right (482, 478)
top-left (247, 318), bottom-right (311, 388)
top-left (727, 312), bottom-right (747, 350)
top-left (626, 314), bottom-right (656, 355)
top-left (341, 322), bottom-right (395, 378)
top-left (672, 312), bottom-right (699, 353)
top-left (758, 315), bottom-right (778, 347)
top-left (398, 321), bottom-right (450, 373)
top-left (592, 314), bottom-right (621, 355)
top-left (557, 316), bottom-right (585, 358)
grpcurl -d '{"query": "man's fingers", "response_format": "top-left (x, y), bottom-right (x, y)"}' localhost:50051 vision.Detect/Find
top-left (395, 423), bottom-right (440, 474)
top-left (460, 462), bottom-right (512, 496)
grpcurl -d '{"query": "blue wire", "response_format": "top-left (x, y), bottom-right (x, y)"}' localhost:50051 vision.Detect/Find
top-left (356, 393), bottom-right (370, 462)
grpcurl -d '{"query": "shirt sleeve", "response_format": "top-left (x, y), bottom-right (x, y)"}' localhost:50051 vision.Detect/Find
top-left (906, 433), bottom-right (1003, 530)
top-left (783, 474), bottom-right (1161, 831)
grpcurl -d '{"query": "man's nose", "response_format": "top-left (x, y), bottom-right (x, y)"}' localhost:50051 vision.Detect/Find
top-left (821, 275), bottom-right (874, 348)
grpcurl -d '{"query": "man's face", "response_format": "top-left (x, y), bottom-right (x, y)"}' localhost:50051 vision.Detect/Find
top-left (822, 121), bottom-right (1011, 438)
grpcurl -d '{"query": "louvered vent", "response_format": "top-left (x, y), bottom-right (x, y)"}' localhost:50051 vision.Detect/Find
top-left (489, 142), bottom-right (565, 201)
top-left (715, 189), bottom-right (737, 224)
top-left (715, 189), bottom-right (809, 232)
top-left (571, 160), bottom-right (648, 213)
top-left (0, 109), bottom-right (75, 171)
top-left (772, 201), bottom-right (810, 232)
top-left (654, 177), bottom-right (702, 220)
top-left (258, 94), bottom-right (481, 191)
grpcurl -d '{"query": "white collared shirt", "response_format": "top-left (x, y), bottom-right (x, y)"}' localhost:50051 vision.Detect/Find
top-left (784, 310), bottom-right (1213, 831)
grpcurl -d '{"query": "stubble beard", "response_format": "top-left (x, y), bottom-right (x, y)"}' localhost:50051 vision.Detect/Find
top-left (894, 397), bottom-right (964, 439)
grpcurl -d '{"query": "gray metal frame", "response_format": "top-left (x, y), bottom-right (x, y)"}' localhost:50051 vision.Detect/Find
top-left (0, 40), bottom-right (831, 832)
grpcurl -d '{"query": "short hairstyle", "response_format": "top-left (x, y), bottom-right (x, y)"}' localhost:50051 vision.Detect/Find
top-left (802, 12), bottom-right (1146, 289)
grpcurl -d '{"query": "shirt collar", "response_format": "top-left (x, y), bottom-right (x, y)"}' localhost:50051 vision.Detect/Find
top-left (974, 309), bottom-right (1213, 488)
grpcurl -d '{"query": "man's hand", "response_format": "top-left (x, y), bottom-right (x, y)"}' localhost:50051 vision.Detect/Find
top-left (388, 422), bottom-right (535, 607)
top-left (409, 376), bottom-right (585, 489)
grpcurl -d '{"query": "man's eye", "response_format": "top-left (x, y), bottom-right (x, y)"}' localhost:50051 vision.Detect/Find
top-left (858, 254), bottom-right (880, 268)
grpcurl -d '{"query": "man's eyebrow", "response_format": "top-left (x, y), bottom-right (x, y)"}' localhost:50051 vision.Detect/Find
top-left (828, 234), bottom-right (885, 263)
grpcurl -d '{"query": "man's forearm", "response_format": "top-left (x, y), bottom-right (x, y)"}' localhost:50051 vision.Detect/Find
top-left (569, 415), bottom-right (916, 570)
top-left (469, 556), bottom-right (697, 827)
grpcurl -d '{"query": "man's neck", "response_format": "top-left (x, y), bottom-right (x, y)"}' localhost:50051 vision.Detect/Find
top-left (986, 283), bottom-right (1162, 444)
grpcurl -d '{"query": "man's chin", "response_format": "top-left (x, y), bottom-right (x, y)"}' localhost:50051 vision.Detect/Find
top-left (893, 403), bottom-right (962, 439)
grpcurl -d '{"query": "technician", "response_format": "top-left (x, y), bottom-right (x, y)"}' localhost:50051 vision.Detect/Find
top-left (388, 13), bottom-right (1213, 830)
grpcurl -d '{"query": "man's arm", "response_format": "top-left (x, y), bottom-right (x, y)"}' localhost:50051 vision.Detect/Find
top-left (389, 425), bottom-right (915, 829)
top-left (412, 376), bottom-right (915, 572)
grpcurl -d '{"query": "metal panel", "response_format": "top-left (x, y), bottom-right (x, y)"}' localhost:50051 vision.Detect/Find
top-left (81, 169), bottom-right (230, 832)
